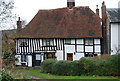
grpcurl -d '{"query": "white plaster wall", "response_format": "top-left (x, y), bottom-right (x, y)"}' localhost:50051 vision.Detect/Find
top-left (111, 24), bottom-right (119, 54)
top-left (74, 53), bottom-right (84, 60)
top-left (56, 50), bottom-right (63, 60)
top-left (65, 45), bottom-right (75, 60)
top-left (27, 55), bottom-right (32, 67)
top-left (77, 45), bottom-right (84, 52)
top-left (15, 55), bottom-right (21, 65)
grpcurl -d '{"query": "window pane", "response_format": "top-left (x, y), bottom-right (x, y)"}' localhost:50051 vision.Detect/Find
top-left (65, 39), bottom-right (71, 44)
top-left (85, 39), bottom-right (93, 45)
top-left (36, 54), bottom-right (41, 60)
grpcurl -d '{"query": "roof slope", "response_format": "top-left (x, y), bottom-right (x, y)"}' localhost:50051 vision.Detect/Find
top-left (20, 7), bottom-right (102, 38)
top-left (107, 8), bottom-right (120, 23)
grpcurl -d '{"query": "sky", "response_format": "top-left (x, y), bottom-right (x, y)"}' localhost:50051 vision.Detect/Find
top-left (14, 0), bottom-right (120, 24)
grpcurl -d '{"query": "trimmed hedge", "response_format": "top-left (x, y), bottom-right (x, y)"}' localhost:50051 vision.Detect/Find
top-left (41, 59), bottom-right (57, 73)
top-left (41, 54), bottom-right (120, 76)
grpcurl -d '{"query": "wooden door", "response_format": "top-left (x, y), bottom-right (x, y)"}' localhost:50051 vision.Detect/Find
top-left (67, 53), bottom-right (73, 61)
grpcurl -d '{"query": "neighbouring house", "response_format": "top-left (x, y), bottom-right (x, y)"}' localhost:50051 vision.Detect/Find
top-left (15, 0), bottom-right (104, 67)
top-left (106, 8), bottom-right (120, 54)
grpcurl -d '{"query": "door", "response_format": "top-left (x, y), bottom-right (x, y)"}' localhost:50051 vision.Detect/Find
top-left (32, 54), bottom-right (41, 66)
top-left (67, 53), bottom-right (73, 61)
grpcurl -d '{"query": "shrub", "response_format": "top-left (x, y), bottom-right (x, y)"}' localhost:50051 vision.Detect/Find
top-left (0, 70), bottom-right (14, 81)
top-left (106, 54), bottom-right (119, 75)
top-left (52, 60), bottom-right (71, 75)
top-left (3, 52), bottom-right (12, 59)
top-left (68, 60), bottom-right (84, 76)
top-left (41, 59), bottom-right (57, 73)
top-left (41, 54), bottom-right (120, 76)
top-left (79, 57), bottom-right (96, 75)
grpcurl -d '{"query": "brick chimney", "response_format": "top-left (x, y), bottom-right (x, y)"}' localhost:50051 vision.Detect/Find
top-left (96, 5), bottom-right (99, 16)
top-left (67, 0), bottom-right (75, 9)
top-left (101, 1), bottom-right (108, 54)
top-left (17, 17), bottom-right (22, 33)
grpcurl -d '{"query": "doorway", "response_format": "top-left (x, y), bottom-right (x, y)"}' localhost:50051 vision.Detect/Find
top-left (32, 54), bottom-right (41, 66)
top-left (67, 53), bottom-right (73, 61)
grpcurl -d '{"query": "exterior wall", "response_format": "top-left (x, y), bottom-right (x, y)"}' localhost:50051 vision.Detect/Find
top-left (56, 50), bottom-right (63, 60)
top-left (15, 38), bottom-right (101, 67)
top-left (27, 55), bottom-right (32, 67)
top-left (111, 23), bottom-right (119, 54)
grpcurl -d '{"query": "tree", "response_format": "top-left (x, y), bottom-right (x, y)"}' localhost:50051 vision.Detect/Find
top-left (0, 0), bottom-right (16, 30)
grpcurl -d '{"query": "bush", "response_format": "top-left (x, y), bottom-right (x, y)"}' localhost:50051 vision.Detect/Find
top-left (52, 60), bottom-right (71, 75)
top-left (0, 70), bottom-right (14, 81)
top-left (105, 55), bottom-right (119, 75)
top-left (41, 54), bottom-right (120, 76)
top-left (68, 60), bottom-right (84, 76)
top-left (79, 57), bottom-right (96, 75)
top-left (3, 52), bottom-right (12, 59)
top-left (41, 59), bottom-right (57, 73)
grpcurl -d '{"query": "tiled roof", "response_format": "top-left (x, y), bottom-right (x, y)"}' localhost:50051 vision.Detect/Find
top-left (107, 8), bottom-right (120, 23)
top-left (20, 7), bottom-right (102, 38)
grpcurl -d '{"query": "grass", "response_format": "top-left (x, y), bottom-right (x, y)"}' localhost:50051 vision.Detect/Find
top-left (24, 69), bottom-right (120, 81)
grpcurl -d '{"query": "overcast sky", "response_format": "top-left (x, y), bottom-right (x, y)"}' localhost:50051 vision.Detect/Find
top-left (15, 0), bottom-right (120, 23)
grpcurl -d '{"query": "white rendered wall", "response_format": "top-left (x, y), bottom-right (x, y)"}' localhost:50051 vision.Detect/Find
top-left (111, 23), bottom-right (119, 54)
top-left (74, 53), bottom-right (84, 60)
top-left (27, 55), bottom-right (32, 67)
top-left (56, 50), bottom-right (63, 60)
top-left (15, 55), bottom-right (21, 65)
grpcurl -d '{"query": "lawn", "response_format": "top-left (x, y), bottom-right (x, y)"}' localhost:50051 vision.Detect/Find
top-left (23, 69), bottom-right (120, 81)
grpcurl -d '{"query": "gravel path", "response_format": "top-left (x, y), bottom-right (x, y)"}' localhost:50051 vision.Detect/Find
top-left (27, 75), bottom-right (49, 81)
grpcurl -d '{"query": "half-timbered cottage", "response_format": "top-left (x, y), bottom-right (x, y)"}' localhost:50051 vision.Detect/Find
top-left (15, 0), bottom-right (102, 67)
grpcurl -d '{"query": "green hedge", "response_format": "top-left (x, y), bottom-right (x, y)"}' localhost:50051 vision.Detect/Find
top-left (41, 54), bottom-right (120, 76)
top-left (41, 59), bottom-right (57, 73)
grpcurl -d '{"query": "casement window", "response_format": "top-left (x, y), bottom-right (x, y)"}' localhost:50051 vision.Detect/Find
top-left (65, 39), bottom-right (71, 44)
top-left (21, 55), bottom-right (26, 62)
top-left (42, 39), bottom-right (54, 46)
top-left (85, 39), bottom-right (93, 45)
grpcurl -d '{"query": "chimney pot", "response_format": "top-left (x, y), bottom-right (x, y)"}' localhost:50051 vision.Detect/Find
top-left (96, 5), bottom-right (99, 16)
top-left (102, 1), bottom-right (105, 6)
top-left (67, 0), bottom-right (75, 9)
top-left (18, 17), bottom-right (20, 21)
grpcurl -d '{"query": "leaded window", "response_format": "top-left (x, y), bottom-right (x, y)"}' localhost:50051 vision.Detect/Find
top-left (85, 39), bottom-right (93, 45)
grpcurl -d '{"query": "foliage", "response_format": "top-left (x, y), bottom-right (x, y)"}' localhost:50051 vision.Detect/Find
top-left (0, 70), bottom-right (14, 81)
top-left (52, 60), bottom-right (71, 75)
top-left (41, 59), bottom-right (57, 73)
top-left (2, 51), bottom-right (12, 59)
top-left (41, 54), bottom-right (120, 76)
